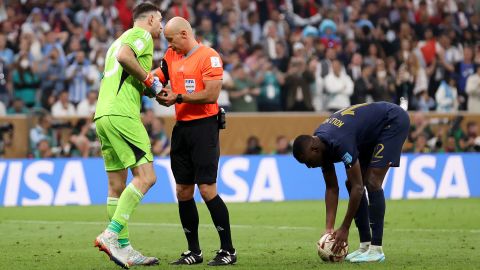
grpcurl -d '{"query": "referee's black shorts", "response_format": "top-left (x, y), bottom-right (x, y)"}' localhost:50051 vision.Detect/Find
top-left (170, 115), bottom-right (219, 185)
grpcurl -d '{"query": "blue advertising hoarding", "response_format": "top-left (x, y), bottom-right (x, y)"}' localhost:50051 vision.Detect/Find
top-left (0, 154), bottom-right (478, 206)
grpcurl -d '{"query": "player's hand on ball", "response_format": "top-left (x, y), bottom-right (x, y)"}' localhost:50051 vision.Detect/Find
top-left (332, 226), bottom-right (348, 254)
top-left (323, 228), bottom-right (334, 235)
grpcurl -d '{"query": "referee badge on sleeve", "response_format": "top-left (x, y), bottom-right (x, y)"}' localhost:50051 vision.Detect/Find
top-left (185, 79), bottom-right (196, 93)
top-left (210, 56), bottom-right (221, 68)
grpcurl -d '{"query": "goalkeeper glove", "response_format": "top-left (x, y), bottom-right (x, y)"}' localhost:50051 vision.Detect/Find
top-left (143, 73), bottom-right (162, 98)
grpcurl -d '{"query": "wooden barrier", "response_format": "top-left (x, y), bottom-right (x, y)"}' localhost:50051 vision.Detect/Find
top-left (1, 112), bottom-right (480, 157)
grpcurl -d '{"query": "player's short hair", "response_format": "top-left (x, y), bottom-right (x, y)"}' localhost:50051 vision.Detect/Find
top-left (292, 135), bottom-right (312, 161)
top-left (133, 2), bottom-right (160, 21)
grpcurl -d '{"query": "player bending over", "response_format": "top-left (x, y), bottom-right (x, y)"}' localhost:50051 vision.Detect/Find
top-left (293, 102), bottom-right (409, 263)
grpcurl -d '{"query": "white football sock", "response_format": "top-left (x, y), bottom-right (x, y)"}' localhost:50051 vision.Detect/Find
top-left (359, 241), bottom-right (371, 250)
top-left (369, 245), bottom-right (383, 253)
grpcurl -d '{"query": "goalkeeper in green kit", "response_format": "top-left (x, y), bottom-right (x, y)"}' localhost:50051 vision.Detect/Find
top-left (93, 2), bottom-right (164, 269)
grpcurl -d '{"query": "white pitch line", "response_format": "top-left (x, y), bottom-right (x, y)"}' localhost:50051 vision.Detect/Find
top-left (3, 220), bottom-right (480, 234)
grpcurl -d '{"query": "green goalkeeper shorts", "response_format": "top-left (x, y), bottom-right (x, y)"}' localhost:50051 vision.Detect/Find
top-left (95, 115), bottom-right (153, 171)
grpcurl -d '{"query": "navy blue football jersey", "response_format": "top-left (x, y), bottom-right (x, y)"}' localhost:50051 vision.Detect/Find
top-left (314, 102), bottom-right (409, 170)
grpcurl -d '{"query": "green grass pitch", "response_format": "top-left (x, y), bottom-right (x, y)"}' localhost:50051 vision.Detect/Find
top-left (1, 199), bottom-right (479, 270)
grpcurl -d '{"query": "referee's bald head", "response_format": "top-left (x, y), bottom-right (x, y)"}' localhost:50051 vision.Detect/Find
top-left (164, 16), bottom-right (197, 55)
top-left (165, 16), bottom-right (193, 36)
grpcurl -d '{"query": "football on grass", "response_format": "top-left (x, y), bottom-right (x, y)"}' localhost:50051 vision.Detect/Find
top-left (316, 233), bottom-right (348, 262)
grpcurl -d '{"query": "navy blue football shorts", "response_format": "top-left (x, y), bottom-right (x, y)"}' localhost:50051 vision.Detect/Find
top-left (367, 106), bottom-right (410, 168)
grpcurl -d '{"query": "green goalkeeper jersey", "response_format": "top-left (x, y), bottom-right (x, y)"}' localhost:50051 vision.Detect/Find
top-left (94, 26), bottom-right (153, 121)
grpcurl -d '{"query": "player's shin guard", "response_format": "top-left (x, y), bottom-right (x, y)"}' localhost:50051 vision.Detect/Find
top-left (368, 189), bottom-right (385, 246)
top-left (205, 195), bottom-right (234, 253)
top-left (107, 197), bottom-right (130, 247)
top-left (109, 183), bottom-right (143, 233)
top-left (355, 189), bottom-right (372, 243)
top-left (178, 198), bottom-right (201, 254)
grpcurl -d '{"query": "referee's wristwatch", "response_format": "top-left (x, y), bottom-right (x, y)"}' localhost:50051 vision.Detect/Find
top-left (175, 94), bottom-right (183, 104)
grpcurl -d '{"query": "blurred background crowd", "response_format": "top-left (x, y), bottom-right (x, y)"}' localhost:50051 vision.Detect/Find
top-left (0, 0), bottom-right (479, 158)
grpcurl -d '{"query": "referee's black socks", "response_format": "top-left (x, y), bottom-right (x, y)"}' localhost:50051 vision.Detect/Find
top-left (178, 198), bottom-right (201, 254)
top-left (206, 195), bottom-right (235, 253)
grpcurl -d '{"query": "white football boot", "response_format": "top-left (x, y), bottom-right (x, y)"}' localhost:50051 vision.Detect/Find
top-left (94, 230), bottom-right (129, 269)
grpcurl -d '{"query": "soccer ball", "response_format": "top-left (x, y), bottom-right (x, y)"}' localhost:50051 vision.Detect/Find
top-left (316, 233), bottom-right (348, 262)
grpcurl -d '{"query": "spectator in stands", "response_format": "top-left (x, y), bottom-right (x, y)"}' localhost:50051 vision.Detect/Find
top-left (372, 59), bottom-right (396, 102)
top-left (435, 77), bottom-right (458, 112)
top-left (51, 90), bottom-right (76, 117)
top-left (92, 0), bottom-right (119, 34)
top-left (449, 116), bottom-right (468, 152)
top-left (414, 90), bottom-right (436, 112)
top-left (39, 47), bottom-right (66, 110)
top-left (198, 16), bottom-right (216, 48)
top-left (69, 118), bottom-right (96, 157)
top-left (77, 90), bottom-right (98, 117)
top-left (466, 65), bottom-right (480, 113)
top-left (0, 99), bottom-right (5, 116)
top-left (309, 57), bottom-right (324, 112)
top-left (409, 111), bottom-right (434, 143)
top-left (262, 20), bottom-right (288, 63)
top-left (267, 9), bottom-right (290, 40)
top-left (150, 118), bottom-right (170, 157)
top-left (0, 32), bottom-right (14, 66)
top-left (244, 135), bottom-right (263, 155)
top-left (65, 51), bottom-right (97, 105)
top-left (412, 132), bottom-right (431, 153)
top-left (347, 53), bottom-right (363, 82)
top-left (443, 135), bottom-right (459, 153)
top-left (167, 0), bottom-right (196, 25)
top-left (7, 98), bottom-right (28, 114)
top-left (464, 121), bottom-right (480, 152)
top-left (285, 0), bottom-right (322, 27)
top-left (324, 59), bottom-right (353, 112)
top-left (42, 31), bottom-right (68, 61)
top-left (256, 58), bottom-right (284, 112)
top-left (271, 41), bottom-right (289, 73)
top-left (229, 64), bottom-right (259, 112)
top-left (12, 54), bottom-right (40, 108)
top-left (455, 46), bottom-right (476, 104)
top-left (34, 138), bottom-right (54, 158)
top-left (272, 135), bottom-right (292, 155)
top-left (217, 68), bottom-right (233, 112)
top-left (0, 58), bottom-right (11, 106)
top-left (396, 54), bottom-right (427, 110)
top-left (21, 7), bottom-right (51, 38)
top-left (48, 0), bottom-right (74, 33)
top-left (351, 64), bottom-right (373, 105)
top-left (284, 57), bottom-right (314, 111)
top-left (29, 113), bottom-right (56, 153)
top-left (245, 11), bottom-right (262, 45)
top-left (88, 24), bottom-right (114, 53)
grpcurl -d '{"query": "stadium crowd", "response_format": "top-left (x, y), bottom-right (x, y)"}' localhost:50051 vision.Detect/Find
top-left (0, 0), bottom-right (479, 157)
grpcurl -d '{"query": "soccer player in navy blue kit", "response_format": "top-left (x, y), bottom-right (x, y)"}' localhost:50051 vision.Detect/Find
top-left (292, 102), bottom-right (410, 263)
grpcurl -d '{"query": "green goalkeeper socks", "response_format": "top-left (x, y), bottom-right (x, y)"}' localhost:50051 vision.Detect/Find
top-left (107, 183), bottom-right (143, 244)
top-left (107, 197), bottom-right (130, 247)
